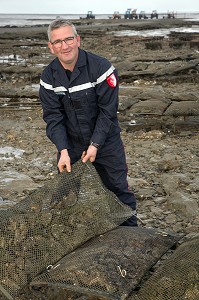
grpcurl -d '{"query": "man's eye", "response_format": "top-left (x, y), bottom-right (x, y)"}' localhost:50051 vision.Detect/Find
top-left (54, 40), bottom-right (61, 44)
top-left (65, 37), bottom-right (74, 41)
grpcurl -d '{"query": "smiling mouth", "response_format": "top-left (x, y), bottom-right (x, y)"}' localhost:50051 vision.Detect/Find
top-left (62, 50), bottom-right (71, 54)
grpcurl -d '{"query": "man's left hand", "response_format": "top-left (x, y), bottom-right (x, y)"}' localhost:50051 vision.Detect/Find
top-left (81, 145), bottom-right (97, 163)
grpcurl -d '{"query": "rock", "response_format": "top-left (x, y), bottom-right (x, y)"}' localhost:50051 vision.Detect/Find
top-left (0, 170), bottom-right (39, 192)
top-left (167, 191), bottom-right (199, 217)
top-left (157, 154), bottom-right (182, 171)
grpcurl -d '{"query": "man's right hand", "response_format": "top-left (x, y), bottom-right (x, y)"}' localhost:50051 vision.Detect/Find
top-left (58, 149), bottom-right (71, 173)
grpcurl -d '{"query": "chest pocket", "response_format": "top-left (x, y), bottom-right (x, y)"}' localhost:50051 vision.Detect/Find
top-left (70, 88), bottom-right (98, 124)
top-left (61, 88), bottom-right (98, 143)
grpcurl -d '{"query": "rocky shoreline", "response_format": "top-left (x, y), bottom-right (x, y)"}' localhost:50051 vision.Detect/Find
top-left (0, 18), bottom-right (199, 239)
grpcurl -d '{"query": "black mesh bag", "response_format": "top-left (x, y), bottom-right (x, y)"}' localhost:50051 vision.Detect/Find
top-left (129, 236), bottom-right (199, 300)
top-left (0, 160), bottom-right (133, 299)
top-left (30, 226), bottom-right (179, 300)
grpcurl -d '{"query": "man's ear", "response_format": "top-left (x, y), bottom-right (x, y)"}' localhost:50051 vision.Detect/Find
top-left (48, 41), bottom-right (55, 54)
top-left (76, 35), bottom-right (81, 47)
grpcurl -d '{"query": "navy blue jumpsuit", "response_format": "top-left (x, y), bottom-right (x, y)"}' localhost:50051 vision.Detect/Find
top-left (39, 48), bottom-right (137, 226)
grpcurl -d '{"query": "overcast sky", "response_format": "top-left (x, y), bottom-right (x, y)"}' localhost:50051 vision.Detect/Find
top-left (1, 0), bottom-right (199, 14)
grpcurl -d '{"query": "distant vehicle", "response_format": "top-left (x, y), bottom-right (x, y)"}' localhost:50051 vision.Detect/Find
top-left (151, 10), bottom-right (158, 19)
top-left (124, 8), bottom-right (138, 19)
top-left (113, 11), bottom-right (121, 19)
top-left (79, 11), bottom-right (95, 20)
top-left (124, 8), bottom-right (131, 19)
top-left (139, 11), bottom-right (148, 19)
top-left (166, 11), bottom-right (175, 18)
top-left (86, 11), bottom-right (95, 19)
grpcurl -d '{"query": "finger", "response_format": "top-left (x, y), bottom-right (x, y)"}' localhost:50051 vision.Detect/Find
top-left (58, 162), bottom-right (66, 173)
top-left (66, 163), bottom-right (71, 173)
top-left (81, 151), bottom-right (86, 159)
top-left (82, 154), bottom-right (89, 163)
top-left (89, 156), bottom-right (95, 163)
top-left (59, 166), bottom-right (64, 173)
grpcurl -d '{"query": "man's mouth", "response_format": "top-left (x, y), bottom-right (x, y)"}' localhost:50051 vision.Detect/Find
top-left (62, 49), bottom-right (71, 55)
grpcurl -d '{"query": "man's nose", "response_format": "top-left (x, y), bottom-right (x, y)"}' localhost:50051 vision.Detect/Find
top-left (62, 40), bottom-right (70, 48)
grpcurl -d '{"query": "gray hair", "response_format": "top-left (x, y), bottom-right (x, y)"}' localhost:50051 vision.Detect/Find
top-left (47, 18), bottom-right (78, 41)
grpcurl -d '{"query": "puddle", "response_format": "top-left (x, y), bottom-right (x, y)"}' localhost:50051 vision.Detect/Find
top-left (23, 83), bottom-right (40, 91)
top-left (114, 26), bottom-right (199, 37)
top-left (0, 97), bottom-right (40, 109)
top-left (0, 54), bottom-right (26, 65)
top-left (0, 147), bottom-right (43, 195)
top-left (0, 146), bottom-right (24, 160)
top-left (0, 196), bottom-right (16, 209)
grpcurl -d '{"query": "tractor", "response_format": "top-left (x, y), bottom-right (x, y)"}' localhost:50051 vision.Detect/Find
top-left (167, 11), bottom-right (175, 18)
top-left (86, 11), bottom-right (95, 19)
top-left (151, 10), bottom-right (158, 19)
top-left (139, 11), bottom-right (148, 19)
top-left (113, 11), bottom-right (121, 19)
top-left (124, 8), bottom-right (138, 19)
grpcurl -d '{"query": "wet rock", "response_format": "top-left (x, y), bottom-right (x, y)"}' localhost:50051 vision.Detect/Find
top-left (157, 154), bottom-right (182, 171)
top-left (161, 174), bottom-right (181, 195)
top-left (129, 99), bottom-right (170, 115)
top-left (167, 191), bottom-right (199, 217)
top-left (164, 100), bottom-right (199, 116)
top-left (0, 170), bottom-right (39, 192)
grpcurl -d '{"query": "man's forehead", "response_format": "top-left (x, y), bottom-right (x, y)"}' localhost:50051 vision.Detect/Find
top-left (50, 27), bottom-right (73, 39)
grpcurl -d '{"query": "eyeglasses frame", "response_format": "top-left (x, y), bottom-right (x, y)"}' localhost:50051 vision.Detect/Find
top-left (50, 36), bottom-right (76, 48)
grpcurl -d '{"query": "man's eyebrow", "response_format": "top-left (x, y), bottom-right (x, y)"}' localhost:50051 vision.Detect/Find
top-left (53, 36), bottom-right (74, 41)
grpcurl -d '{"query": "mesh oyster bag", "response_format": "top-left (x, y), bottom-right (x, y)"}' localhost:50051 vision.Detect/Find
top-left (30, 226), bottom-right (179, 300)
top-left (0, 160), bottom-right (133, 300)
top-left (129, 236), bottom-right (199, 300)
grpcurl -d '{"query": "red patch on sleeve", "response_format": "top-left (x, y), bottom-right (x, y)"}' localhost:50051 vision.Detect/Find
top-left (106, 73), bottom-right (117, 87)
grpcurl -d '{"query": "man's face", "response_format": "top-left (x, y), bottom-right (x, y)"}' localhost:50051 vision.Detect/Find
top-left (48, 25), bottom-right (80, 70)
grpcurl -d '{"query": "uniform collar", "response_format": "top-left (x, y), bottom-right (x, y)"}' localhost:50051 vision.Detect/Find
top-left (75, 48), bottom-right (87, 68)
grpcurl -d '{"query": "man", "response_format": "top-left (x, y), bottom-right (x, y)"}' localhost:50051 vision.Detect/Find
top-left (39, 18), bottom-right (137, 226)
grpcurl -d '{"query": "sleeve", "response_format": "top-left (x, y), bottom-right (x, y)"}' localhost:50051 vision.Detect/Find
top-left (90, 60), bottom-right (121, 147)
top-left (39, 70), bottom-right (70, 152)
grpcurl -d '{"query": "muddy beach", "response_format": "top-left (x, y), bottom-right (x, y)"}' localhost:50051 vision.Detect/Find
top-left (0, 16), bottom-right (199, 235)
top-left (0, 17), bottom-right (199, 299)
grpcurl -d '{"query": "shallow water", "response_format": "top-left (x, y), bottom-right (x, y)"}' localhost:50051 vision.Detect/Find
top-left (0, 12), bottom-right (199, 27)
top-left (114, 25), bottom-right (199, 37)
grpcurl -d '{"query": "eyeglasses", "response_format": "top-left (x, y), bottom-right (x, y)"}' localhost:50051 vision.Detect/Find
top-left (50, 36), bottom-right (76, 48)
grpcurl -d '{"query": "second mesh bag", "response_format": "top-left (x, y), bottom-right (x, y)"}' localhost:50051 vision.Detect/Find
top-left (30, 226), bottom-right (179, 300)
top-left (129, 236), bottom-right (199, 300)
